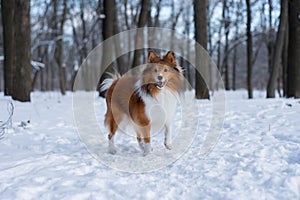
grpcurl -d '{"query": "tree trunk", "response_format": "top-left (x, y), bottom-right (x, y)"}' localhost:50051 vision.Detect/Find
top-left (267, 0), bottom-right (288, 98)
top-left (267, 0), bottom-right (275, 76)
top-left (216, 17), bottom-right (222, 91)
top-left (232, 41), bottom-right (237, 91)
top-left (99, 0), bottom-right (116, 97)
top-left (282, 23), bottom-right (288, 97)
top-left (246, 0), bottom-right (253, 99)
top-left (184, 4), bottom-right (192, 90)
top-left (41, 48), bottom-right (48, 91)
top-left (287, 0), bottom-right (300, 98)
top-left (113, 5), bottom-right (127, 74)
top-left (153, 0), bottom-right (162, 27)
top-left (223, 0), bottom-right (230, 90)
top-left (132, 0), bottom-right (151, 68)
top-left (54, 0), bottom-right (67, 95)
top-left (31, 70), bottom-right (40, 91)
top-left (1, 0), bottom-right (15, 96)
top-left (80, 0), bottom-right (88, 62)
top-left (232, 1), bottom-right (241, 91)
top-left (12, 0), bottom-right (31, 102)
top-left (170, 1), bottom-right (183, 50)
top-left (194, 0), bottom-right (209, 99)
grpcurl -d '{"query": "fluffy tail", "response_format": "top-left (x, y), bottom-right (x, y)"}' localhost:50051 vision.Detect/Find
top-left (99, 72), bottom-right (121, 94)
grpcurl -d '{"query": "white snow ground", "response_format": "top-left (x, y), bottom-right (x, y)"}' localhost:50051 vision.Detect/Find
top-left (0, 91), bottom-right (299, 199)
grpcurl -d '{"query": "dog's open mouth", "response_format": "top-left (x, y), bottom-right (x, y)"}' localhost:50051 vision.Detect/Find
top-left (156, 81), bottom-right (165, 89)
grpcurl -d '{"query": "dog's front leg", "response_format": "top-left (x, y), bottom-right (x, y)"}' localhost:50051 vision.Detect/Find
top-left (108, 138), bottom-right (117, 154)
top-left (143, 129), bottom-right (152, 156)
top-left (135, 123), bottom-right (152, 156)
top-left (164, 123), bottom-right (172, 150)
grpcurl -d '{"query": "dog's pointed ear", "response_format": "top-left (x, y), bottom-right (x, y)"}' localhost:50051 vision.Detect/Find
top-left (148, 51), bottom-right (160, 63)
top-left (163, 51), bottom-right (177, 66)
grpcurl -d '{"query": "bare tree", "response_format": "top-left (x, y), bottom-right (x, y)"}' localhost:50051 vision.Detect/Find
top-left (183, 2), bottom-right (192, 89)
top-left (170, 1), bottom-right (184, 50)
top-left (246, 0), bottom-right (253, 99)
top-left (113, 3), bottom-right (127, 74)
top-left (1, 0), bottom-right (15, 96)
top-left (132, 0), bottom-right (151, 67)
top-left (216, 16), bottom-right (222, 75)
top-left (1, 0), bottom-right (287, 95)
top-left (207, 0), bottom-right (219, 56)
top-left (282, 21), bottom-right (288, 97)
top-left (102, 0), bottom-right (115, 47)
top-left (54, 0), bottom-right (68, 95)
top-left (153, 0), bottom-right (163, 27)
top-left (79, 0), bottom-right (88, 62)
top-left (194, 0), bottom-right (210, 99)
top-left (99, 0), bottom-right (116, 96)
top-left (267, 0), bottom-right (275, 76)
top-left (287, 0), bottom-right (300, 98)
top-left (232, 0), bottom-right (243, 91)
top-left (267, 0), bottom-right (288, 98)
top-left (13, 0), bottom-right (31, 101)
top-left (222, 0), bottom-right (230, 90)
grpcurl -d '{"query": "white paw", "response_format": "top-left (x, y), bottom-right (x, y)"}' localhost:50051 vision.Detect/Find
top-left (108, 146), bottom-right (117, 154)
top-left (143, 143), bottom-right (152, 156)
top-left (138, 142), bottom-right (144, 151)
top-left (164, 142), bottom-right (172, 150)
top-left (108, 140), bottom-right (117, 154)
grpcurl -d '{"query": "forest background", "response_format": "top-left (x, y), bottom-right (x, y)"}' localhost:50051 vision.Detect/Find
top-left (0, 0), bottom-right (299, 101)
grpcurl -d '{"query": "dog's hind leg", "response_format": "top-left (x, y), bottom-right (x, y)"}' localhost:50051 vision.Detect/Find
top-left (108, 123), bottom-right (118, 154)
top-left (105, 110), bottom-right (119, 154)
top-left (108, 135), bottom-right (117, 155)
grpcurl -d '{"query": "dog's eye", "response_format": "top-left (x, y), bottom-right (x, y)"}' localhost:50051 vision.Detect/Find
top-left (164, 68), bottom-right (168, 72)
top-left (154, 69), bottom-right (158, 73)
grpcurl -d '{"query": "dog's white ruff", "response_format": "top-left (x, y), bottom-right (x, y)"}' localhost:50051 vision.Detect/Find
top-left (139, 88), bottom-right (179, 149)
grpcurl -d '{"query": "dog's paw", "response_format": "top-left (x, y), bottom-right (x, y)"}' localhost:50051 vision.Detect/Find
top-left (108, 141), bottom-right (117, 154)
top-left (164, 142), bottom-right (172, 150)
top-left (138, 142), bottom-right (144, 151)
top-left (143, 143), bottom-right (152, 156)
top-left (108, 147), bottom-right (117, 155)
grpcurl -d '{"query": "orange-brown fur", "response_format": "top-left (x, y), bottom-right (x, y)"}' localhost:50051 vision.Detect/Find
top-left (102, 51), bottom-right (183, 155)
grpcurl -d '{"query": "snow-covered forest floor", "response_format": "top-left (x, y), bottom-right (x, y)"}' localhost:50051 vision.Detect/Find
top-left (0, 91), bottom-right (299, 199)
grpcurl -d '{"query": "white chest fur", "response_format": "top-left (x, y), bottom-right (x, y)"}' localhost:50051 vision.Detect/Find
top-left (141, 89), bottom-right (178, 134)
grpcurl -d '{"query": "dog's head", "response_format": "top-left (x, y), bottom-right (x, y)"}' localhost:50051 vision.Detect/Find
top-left (142, 51), bottom-right (183, 90)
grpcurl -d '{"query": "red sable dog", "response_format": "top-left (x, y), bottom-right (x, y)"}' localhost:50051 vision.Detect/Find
top-left (100, 51), bottom-right (183, 156)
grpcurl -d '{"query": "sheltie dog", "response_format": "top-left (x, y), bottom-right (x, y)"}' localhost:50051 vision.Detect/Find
top-left (100, 51), bottom-right (183, 156)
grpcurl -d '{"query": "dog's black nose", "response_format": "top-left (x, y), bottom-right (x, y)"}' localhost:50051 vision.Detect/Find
top-left (158, 75), bottom-right (163, 81)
